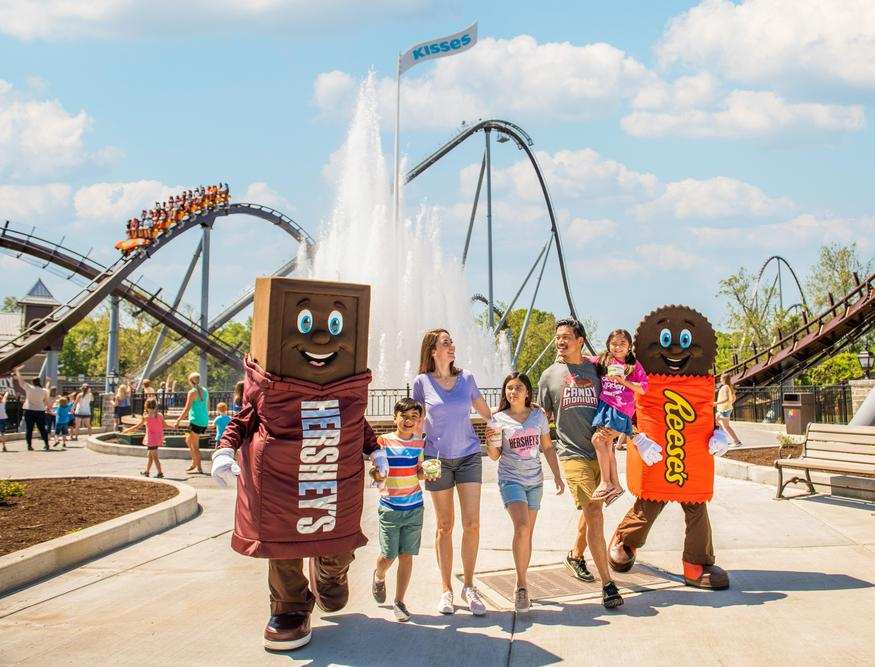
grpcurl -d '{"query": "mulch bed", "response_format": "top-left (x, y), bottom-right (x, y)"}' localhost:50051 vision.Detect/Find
top-left (0, 478), bottom-right (178, 557)
top-left (724, 445), bottom-right (803, 467)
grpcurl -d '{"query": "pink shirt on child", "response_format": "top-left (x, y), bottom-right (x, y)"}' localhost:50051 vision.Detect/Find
top-left (144, 413), bottom-right (165, 447)
top-left (589, 357), bottom-right (649, 417)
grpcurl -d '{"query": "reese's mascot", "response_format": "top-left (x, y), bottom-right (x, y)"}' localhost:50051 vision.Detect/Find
top-left (609, 305), bottom-right (731, 589)
top-left (212, 277), bottom-right (379, 651)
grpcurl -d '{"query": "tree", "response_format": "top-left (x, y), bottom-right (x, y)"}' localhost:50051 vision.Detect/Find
top-left (800, 352), bottom-right (863, 386)
top-left (1, 296), bottom-right (19, 313)
top-left (805, 242), bottom-right (872, 312)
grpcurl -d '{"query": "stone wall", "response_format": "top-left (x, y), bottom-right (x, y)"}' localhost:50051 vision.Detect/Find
top-left (849, 379), bottom-right (875, 416)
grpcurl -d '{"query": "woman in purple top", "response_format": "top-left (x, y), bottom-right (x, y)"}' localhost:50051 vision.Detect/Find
top-left (412, 329), bottom-right (493, 617)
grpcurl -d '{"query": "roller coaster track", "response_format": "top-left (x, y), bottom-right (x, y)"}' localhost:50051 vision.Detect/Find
top-left (0, 203), bottom-right (314, 375)
top-left (405, 119), bottom-right (579, 324)
top-left (725, 273), bottom-right (874, 386)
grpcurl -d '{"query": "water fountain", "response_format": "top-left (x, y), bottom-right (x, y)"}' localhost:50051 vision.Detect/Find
top-left (298, 72), bottom-right (510, 388)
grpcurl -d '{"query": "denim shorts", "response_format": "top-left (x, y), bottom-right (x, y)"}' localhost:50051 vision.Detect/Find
top-left (592, 401), bottom-right (633, 436)
top-left (717, 409), bottom-right (732, 419)
top-left (424, 452), bottom-right (482, 492)
top-left (498, 480), bottom-right (544, 510)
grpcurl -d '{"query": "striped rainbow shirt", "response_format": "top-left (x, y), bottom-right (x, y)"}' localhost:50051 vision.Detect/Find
top-left (378, 432), bottom-right (425, 511)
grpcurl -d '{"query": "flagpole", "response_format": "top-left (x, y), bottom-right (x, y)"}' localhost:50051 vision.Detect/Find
top-left (393, 52), bottom-right (402, 231)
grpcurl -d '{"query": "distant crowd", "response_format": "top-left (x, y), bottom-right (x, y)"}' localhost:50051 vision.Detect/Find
top-left (115, 183), bottom-right (230, 254)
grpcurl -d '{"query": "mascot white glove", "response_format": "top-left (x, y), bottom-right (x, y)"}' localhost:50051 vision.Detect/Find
top-left (370, 449), bottom-right (389, 478)
top-left (633, 432), bottom-right (663, 466)
top-left (211, 448), bottom-right (240, 487)
top-left (708, 428), bottom-right (730, 457)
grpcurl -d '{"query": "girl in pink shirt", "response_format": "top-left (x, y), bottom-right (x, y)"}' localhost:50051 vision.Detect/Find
top-left (590, 329), bottom-right (648, 504)
top-left (122, 398), bottom-right (165, 478)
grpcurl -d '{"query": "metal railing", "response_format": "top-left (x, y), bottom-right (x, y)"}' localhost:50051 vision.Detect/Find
top-left (733, 384), bottom-right (853, 424)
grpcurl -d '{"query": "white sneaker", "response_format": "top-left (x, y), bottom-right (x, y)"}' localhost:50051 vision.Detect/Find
top-left (393, 601), bottom-right (410, 622)
top-left (461, 585), bottom-right (486, 616)
top-left (514, 587), bottom-right (531, 613)
top-left (437, 590), bottom-right (454, 615)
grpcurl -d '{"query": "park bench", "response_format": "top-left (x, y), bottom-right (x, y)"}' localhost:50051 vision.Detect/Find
top-left (775, 423), bottom-right (875, 499)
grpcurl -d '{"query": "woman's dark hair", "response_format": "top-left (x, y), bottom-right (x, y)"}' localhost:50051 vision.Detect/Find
top-left (418, 329), bottom-right (461, 376)
top-left (596, 329), bottom-right (636, 376)
top-left (393, 397), bottom-right (424, 416)
top-left (498, 372), bottom-right (533, 413)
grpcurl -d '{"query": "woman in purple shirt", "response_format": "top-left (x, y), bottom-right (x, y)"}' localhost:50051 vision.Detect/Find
top-left (412, 329), bottom-right (493, 617)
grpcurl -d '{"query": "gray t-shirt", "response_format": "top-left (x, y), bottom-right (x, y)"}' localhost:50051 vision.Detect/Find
top-left (494, 408), bottom-right (550, 486)
top-left (537, 360), bottom-right (600, 460)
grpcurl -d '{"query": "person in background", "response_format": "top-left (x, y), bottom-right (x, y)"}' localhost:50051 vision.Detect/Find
top-left (123, 398), bottom-right (165, 478)
top-left (54, 396), bottom-right (73, 448)
top-left (115, 381), bottom-right (131, 430)
top-left (716, 373), bottom-right (742, 447)
top-left (0, 390), bottom-right (9, 452)
top-left (45, 386), bottom-right (57, 436)
top-left (213, 402), bottom-right (231, 444)
top-left (231, 380), bottom-right (244, 414)
top-left (14, 366), bottom-right (50, 451)
top-left (174, 372), bottom-right (208, 474)
top-left (73, 384), bottom-right (94, 441)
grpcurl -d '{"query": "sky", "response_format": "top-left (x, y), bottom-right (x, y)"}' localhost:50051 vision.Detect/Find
top-left (1, 0), bottom-right (873, 341)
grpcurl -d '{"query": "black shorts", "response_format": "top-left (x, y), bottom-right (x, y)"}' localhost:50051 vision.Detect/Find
top-left (115, 405), bottom-right (132, 417)
top-left (189, 423), bottom-right (207, 434)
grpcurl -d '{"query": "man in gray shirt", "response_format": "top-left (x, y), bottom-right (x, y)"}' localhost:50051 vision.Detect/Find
top-left (538, 319), bottom-right (623, 608)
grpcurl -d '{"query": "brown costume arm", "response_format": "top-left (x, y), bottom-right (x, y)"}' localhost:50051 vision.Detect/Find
top-left (217, 403), bottom-right (259, 452)
top-left (362, 420), bottom-right (379, 456)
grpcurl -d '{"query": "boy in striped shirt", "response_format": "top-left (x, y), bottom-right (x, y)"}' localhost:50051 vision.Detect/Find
top-left (371, 398), bottom-right (434, 622)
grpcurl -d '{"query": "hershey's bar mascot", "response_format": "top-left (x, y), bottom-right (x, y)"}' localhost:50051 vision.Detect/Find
top-left (609, 305), bottom-right (731, 589)
top-left (212, 277), bottom-right (380, 651)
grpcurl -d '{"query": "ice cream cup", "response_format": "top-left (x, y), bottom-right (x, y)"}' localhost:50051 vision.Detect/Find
top-left (422, 458), bottom-right (442, 479)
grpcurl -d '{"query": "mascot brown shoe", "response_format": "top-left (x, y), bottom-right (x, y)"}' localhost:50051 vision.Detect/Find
top-left (683, 561), bottom-right (730, 590)
top-left (609, 533), bottom-right (636, 573)
top-left (264, 613), bottom-right (312, 652)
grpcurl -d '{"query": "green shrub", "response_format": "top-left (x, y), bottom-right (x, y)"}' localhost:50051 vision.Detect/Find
top-left (0, 480), bottom-right (26, 503)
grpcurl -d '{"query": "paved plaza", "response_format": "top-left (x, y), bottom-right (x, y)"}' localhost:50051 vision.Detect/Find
top-left (1, 431), bottom-right (874, 665)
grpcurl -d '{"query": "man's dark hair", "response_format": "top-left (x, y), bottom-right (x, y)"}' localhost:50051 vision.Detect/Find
top-left (555, 317), bottom-right (586, 339)
top-left (394, 397), bottom-right (424, 416)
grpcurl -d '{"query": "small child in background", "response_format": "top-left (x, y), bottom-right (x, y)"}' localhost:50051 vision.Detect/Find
top-left (0, 391), bottom-right (8, 452)
top-left (45, 387), bottom-right (57, 435)
top-left (123, 398), bottom-right (165, 478)
top-left (213, 402), bottom-right (231, 444)
top-left (369, 398), bottom-right (436, 622)
top-left (54, 396), bottom-right (73, 448)
top-left (590, 329), bottom-right (648, 505)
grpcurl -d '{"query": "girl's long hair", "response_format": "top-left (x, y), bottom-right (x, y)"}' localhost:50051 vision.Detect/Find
top-left (498, 372), bottom-right (533, 413)
top-left (418, 329), bottom-right (461, 376)
top-left (233, 380), bottom-right (244, 406)
top-left (597, 329), bottom-right (636, 377)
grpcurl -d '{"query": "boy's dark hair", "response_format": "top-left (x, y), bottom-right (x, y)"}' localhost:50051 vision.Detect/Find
top-left (555, 317), bottom-right (586, 339)
top-left (394, 397), bottom-right (424, 416)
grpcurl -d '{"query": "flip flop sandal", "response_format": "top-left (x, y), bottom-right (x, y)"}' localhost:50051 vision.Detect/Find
top-left (604, 488), bottom-right (626, 507)
top-left (591, 487), bottom-right (613, 501)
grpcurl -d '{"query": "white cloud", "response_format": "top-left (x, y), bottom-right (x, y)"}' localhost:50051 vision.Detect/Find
top-left (563, 217), bottom-right (619, 246)
top-left (315, 36), bottom-right (656, 129)
top-left (0, 183), bottom-right (71, 220)
top-left (634, 243), bottom-right (705, 271)
top-left (243, 182), bottom-right (295, 212)
top-left (622, 90), bottom-right (864, 139)
top-left (73, 180), bottom-right (182, 224)
top-left (0, 79), bottom-right (119, 178)
top-left (632, 72), bottom-right (718, 110)
top-left (656, 0), bottom-right (875, 91)
top-left (634, 177), bottom-right (794, 221)
top-left (692, 214), bottom-right (875, 253)
top-left (463, 148), bottom-right (659, 205)
top-left (0, 0), bottom-right (433, 40)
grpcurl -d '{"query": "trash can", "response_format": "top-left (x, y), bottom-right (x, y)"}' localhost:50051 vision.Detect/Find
top-left (783, 392), bottom-right (816, 435)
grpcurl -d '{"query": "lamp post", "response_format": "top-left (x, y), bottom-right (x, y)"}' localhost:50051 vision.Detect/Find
top-left (858, 350), bottom-right (874, 379)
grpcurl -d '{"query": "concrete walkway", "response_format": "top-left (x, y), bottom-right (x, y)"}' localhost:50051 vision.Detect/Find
top-left (1, 440), bottom-right (874, 665)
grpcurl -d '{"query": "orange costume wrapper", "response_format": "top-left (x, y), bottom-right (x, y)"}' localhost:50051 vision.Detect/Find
top-left (627, 374), bottom-right (716, 503)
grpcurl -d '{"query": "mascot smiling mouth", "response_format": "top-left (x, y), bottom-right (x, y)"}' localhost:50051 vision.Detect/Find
top-left (300, 350), bottom-right (338, 367)
top-left (660, 353), bottom-right (691, 373)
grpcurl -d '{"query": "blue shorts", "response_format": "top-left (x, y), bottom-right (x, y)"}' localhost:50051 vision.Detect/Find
top-left (592, 400), bottom-right (633, 436)
top-left (717, 409), bottom-right (732, 419)
top-left (0, 418), bottom-right (6, 433)
top-left (498, 480), bottom-right (543, 510)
